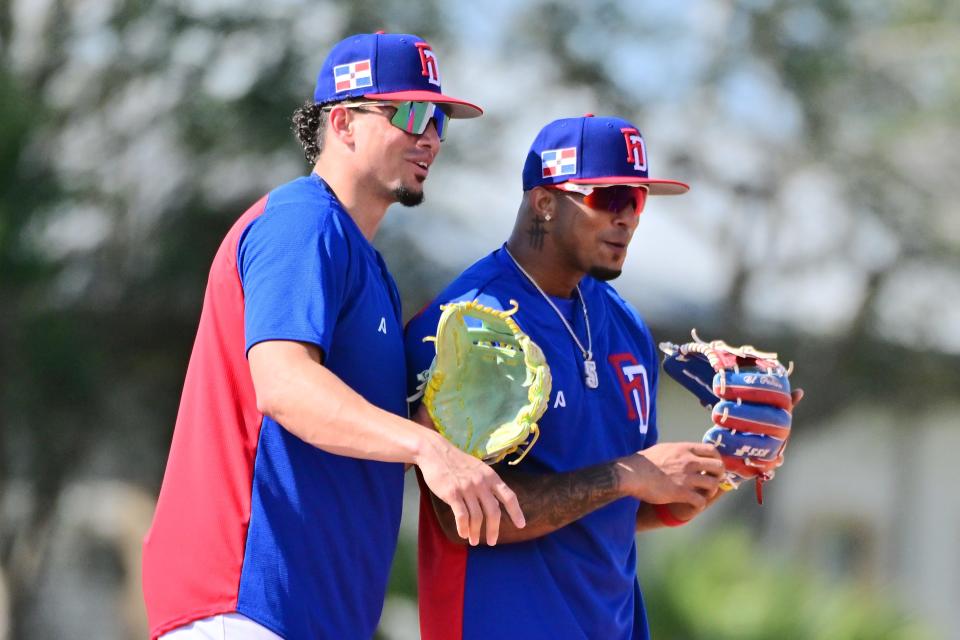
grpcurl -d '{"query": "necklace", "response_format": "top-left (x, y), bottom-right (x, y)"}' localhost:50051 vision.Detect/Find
top-left (503, 247), bottom-right (599, 389)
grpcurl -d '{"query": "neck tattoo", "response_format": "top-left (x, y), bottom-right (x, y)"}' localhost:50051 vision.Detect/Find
top-left (503, 246), bottom-right (599, 389)
top-left (526, 216), bottom-right (548, 250)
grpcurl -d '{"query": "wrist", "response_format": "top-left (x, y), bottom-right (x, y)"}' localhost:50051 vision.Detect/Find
top-left (410, 425), bottom-right (442, 465)
top-left (652, 503), bottom-right (689, 527)
top-left (611, 459), bottom-right (634, 499)
top-left (614, 453), bottom-right (654, 500)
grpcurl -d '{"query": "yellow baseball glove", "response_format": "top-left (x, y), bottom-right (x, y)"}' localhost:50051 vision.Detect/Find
top-left (421, 300), bottom-right (551, 465)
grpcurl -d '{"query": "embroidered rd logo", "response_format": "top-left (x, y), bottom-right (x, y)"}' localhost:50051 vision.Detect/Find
top-left (608, 353), bottom-right (650, 434)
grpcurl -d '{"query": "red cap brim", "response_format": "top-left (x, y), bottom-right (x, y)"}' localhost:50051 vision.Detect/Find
top-left (363, 90), bottom-right (483, 119)
top-left (568, 176), bottom-right (690, 196)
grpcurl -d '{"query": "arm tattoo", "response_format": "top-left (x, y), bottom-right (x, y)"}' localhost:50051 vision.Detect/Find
top-left (513, 463), bottom-right (621, 530)
top-left (526, 216), bottom-right (549, 250)
top-left (428, 461), bottom-right (626, 544)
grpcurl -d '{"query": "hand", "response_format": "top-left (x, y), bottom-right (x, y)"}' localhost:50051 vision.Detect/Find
top-left (618, 442), bottom-right (724, 509)
top-left (414, 429), bottom-right (526, 546)
top-left (661, 489), bottom-right (722, 523)
top-left (791, 388), bottom-right (804, 408)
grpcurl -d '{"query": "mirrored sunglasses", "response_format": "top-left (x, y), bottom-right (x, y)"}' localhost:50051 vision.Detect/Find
top-left (333, 100), bottom-right (450, 140)
top-left (391, 101), bottom-right (449, 140)
top-left (546, 183), bottom-right (649, 216)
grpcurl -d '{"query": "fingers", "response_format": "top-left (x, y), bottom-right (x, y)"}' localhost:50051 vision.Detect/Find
top-left (479, 490), bottom-right (502, 546)
top-left (690, 472), bottom-right (721, 496)
top-left (688, 442), bottom-right (723, 459)
top-left (791, 388), bottom-right (804, 408)
top-left (419, 438), bottom-right (524, 546)
top-left (697, 457), bottom-right (726, 478)
top-left (493, 480), bottom-right (525, 529)
top-left (464, 494), bottom-right (482, 546)
top-left (450, 464), bottom-right (525, 547)
top-left (439, 487), bottom-right (487, 546)
top-left (677, 445), bottom-right (724, 495)
top-left (476, 471), bottom-right (525, 545)
top-left (449, 497), bottom-right (469, 541)
top-left (674, 487), bottom-right (707, 509)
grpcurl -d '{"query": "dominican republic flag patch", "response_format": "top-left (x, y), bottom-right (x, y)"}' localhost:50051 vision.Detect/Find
top-left (541, 147), bottom-right (577, 178)
top-left (334, 60), bottom-right (373, 92)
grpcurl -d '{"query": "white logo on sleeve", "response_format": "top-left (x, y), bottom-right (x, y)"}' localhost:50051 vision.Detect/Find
top-left (378, 317), bottom-right (387, 334)
top-left (553, 390), bottom-right (566, 409)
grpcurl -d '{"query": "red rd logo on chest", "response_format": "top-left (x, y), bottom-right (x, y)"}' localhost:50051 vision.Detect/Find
top-left (609, 353), bottom-right (650, 434)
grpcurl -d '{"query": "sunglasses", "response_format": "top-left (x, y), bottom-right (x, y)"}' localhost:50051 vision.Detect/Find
top-left (545, 183), bottom-right (649, 216)
top-left (332, 100), bottom-right (450, 140)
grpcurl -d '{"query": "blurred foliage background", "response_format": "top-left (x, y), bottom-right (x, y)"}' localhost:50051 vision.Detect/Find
top-left (0, 0), bottom-right (957, 638)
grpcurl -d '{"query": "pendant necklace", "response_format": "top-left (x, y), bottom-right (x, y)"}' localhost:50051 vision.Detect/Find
top-left (504, 247), bottom-right (599, 389)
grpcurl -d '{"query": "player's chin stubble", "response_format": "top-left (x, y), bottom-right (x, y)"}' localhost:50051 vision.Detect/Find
top-left (393, 185), bottom-right (424, 207)
top-left (588, 266), bottom-right (622, 281)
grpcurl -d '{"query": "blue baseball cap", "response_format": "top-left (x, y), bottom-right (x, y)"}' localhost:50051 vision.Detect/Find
top-left (522, 115), bottom-right (689, 195)
top-left (313, 32), bottom-right (482, 119)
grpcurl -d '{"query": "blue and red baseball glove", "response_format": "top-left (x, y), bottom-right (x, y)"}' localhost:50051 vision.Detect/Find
top-left (659, 331), bottom-right (795, 503)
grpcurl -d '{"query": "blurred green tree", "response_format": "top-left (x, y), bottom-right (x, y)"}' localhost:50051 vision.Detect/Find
top-left (0, 0), bottom-right (957, 637)
top-left (640, 527), bottom-right (934, 640)
top-left (503, 0), bottom-right (960, 421)
top-left (0, 1), bottom-right (446, 635)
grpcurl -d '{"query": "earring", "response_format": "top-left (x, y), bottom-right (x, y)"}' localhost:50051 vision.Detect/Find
top-left (544, 214), bottom-right (552, 221)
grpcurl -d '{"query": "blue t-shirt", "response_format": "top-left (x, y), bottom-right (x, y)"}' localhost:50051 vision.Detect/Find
top-left (236, 175), bottom-right (407, 638)
top-left (406, 246), bottom-right (660, 640)
top-left (144, 174), bottom-right (406, 639)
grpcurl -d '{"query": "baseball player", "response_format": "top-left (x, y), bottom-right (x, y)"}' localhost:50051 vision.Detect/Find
top-left (142, 32), bottom-right (524, 640)
top-left (405, 115), bottom-right (727, 639)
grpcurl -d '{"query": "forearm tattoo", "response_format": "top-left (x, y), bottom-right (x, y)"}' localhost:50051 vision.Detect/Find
top-left (430, 461), bottom-right (625, 543)
top-left (526, 216), bottom-right (548, 250)
top-left (510, 462), bottom-right (621, 531)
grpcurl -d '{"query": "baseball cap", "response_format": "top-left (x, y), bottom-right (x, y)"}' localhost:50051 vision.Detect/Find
top-left (522, 114), bottom-right (688, 195)
top-left (313, 32), bottom-right (482, 119)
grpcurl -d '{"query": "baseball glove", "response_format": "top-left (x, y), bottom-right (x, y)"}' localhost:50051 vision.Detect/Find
top-left (419, 299), bottom-right (552, 465)
top-left (659, 330), bottom-right (794, 502)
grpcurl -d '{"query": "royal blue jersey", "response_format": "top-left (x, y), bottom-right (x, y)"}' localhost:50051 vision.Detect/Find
top-left (144, 174), bottom-right (406, 640)
top-left (405, 246), bottom-right (660, 640)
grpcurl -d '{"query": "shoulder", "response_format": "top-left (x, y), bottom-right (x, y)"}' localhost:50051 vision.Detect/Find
top-left (590, 279), bottom-right (654, 341)
top-left (235, 177), bottom-right (363, 289)
top-left (238, 177), bottom-right (356, 262)
top-left (233, 176), bottom-right (349, 249)
top-left (405, 251), bottom-right (514, 336)
top-left (254, 176), bottom-right (346, 236)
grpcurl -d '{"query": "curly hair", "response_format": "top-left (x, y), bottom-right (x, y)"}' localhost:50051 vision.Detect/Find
top-left (291, 101), bottom-right (329, 165)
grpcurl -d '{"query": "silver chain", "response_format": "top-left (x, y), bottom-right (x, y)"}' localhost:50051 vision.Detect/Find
top-left (503, 246), bottom-right (592, 361)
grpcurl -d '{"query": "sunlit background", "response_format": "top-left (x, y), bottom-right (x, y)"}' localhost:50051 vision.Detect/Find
top-left (1, 1), bottom-right (958, 638)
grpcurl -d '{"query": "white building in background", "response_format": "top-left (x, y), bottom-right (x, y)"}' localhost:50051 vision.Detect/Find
top-left (657, 386), bottom-right (960, 639)
top-left (767, 403), bottom-right (960, 640)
